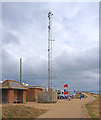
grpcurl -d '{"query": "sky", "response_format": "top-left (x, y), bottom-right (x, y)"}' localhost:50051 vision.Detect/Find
top-left (2, 2), bottom-right (99, 91)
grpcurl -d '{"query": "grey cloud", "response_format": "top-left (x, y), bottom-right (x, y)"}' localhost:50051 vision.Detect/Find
top-left (54, 46), bottom-right (99, 74)
top-left (2, 2), bottom-right (49, 31)
top-left (3, 32), bottom-right (19, 44)
top-left (2, 2), bottom-right (99, 91)
top-left (2, 49), bottom-right (19, 80)
top-left (52, 46), bottom-right (99, 90)
top-left (2, 48), bottom-right (48, 87)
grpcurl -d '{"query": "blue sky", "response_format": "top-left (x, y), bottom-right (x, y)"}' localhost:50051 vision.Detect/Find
top-left (2, 2), bottom-right (99, 91)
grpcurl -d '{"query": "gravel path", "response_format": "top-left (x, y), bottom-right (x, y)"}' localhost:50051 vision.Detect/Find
top-left (26, 93), bottom-right (95, 118)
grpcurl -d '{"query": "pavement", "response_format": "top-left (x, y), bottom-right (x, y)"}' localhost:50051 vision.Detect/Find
top-left (26, 93), bottom-right (95, 118)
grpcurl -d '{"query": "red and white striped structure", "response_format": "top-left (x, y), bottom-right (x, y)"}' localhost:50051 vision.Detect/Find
top-left (64, 84), bottom-right (68, 95)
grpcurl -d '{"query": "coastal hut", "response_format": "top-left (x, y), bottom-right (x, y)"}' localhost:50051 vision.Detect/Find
top-left (26, 86), bottom-right (45, 102)
top-left (2, 80), bottom-right (28, 103)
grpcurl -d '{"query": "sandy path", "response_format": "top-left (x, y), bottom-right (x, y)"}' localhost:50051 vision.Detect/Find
top-left (26, 93), bottom-right (95, 118)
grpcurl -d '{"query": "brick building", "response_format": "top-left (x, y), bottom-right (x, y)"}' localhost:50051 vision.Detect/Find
top-left (26, 86), bottom-right (45, 102)
top-left (2, 80), bottom-right (28, 103)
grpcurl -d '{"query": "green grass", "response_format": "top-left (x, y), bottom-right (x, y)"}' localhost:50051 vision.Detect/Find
top-left (85, 94), bottom-right (100, 118)
top-left (85, 104), bottom-right (97, 118)
top-left (81, 92), bottom-right (87, 98)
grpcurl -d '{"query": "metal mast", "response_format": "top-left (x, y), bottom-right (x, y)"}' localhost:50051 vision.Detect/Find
top-left (20, 58), bottom-right (22, 83)
top-left (48, 12), bottom-right (53, 91)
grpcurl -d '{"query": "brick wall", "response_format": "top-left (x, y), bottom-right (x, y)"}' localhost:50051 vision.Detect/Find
top-left (8, 89), bottom-right (14, 103)
top-left (35, 89), bottom-right (43, 101)
top-left (35, 89), bottom-right (38, 101)
top-left (22, 90), bottom-right (26, 103)
top-left (26, 88), bottom-right (35, 101)
top-left (26, 88), bottom-right (43, 102)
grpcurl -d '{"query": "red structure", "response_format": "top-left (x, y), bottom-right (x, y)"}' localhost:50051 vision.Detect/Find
top-left (26, 86), bottom-right (45, 102)
top-left (2, 80), bottom-right (28, 103)
top-left (64, 84), bottom-right (68, 95)
top-left (64, 92), bottom-right (68, 95)
top-left (64, 84), bottom-right (68, 87)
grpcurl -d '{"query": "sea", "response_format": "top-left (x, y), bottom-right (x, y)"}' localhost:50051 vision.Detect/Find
top-left (83, 91), bottom-right (101, 95)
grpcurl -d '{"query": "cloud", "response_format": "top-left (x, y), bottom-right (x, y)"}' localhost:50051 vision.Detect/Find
top-left (2, 2), bottom-right (99, 91)
top-left (3, 32), bottom-right (19, 44)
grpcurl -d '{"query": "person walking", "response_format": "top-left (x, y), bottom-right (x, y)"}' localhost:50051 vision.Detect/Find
top-left (79, 93), bottom-right (81, 100)
top-left (68, 96), bottom-right (71, 101)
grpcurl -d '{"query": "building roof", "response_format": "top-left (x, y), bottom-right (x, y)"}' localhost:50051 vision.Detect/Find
top-left (28, 86), bottom-right (45, 89)
top-left (2, 80), bottom-right (28, 90)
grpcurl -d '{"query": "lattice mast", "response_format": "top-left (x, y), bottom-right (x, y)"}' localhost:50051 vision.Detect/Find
top-left (48, 12), bottom-right (53, 91)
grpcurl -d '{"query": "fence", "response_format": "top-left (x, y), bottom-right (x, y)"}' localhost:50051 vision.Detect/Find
top-left (38, 90), bottom-right (57, 103)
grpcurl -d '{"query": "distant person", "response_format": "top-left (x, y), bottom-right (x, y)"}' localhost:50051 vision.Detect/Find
top-left (79, 92), bottom-right (81, 95)
top-left (80, 96), bottom-right (81, 99)
top-left (79, 93), bottom-right (81, 100)
top-left (66, 96), bottom-right (68, 99)
top-left (68, 96), bottom-right (71, 101)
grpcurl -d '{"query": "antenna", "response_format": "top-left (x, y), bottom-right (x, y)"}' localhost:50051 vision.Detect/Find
top-left (48, 12), bottom-right (54, 91)
top-left (20, 58), bottom-right (22, 83)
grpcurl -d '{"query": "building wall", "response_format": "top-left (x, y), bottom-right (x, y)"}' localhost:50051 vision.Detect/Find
top-left (22, 90), bottom-right (26, 103)
top-left (26, 88), bottom-right (43, 102)
top-left (8, 89), bottom-right (14, 103)
top-left (26, 88), bottom-right (35, 101)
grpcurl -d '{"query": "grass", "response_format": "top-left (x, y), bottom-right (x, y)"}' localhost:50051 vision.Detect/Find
top-left (81, 92), bottom-right (87, 98)
top-left (2, 104), bottom-right (46, 119)
top-left (85, 104), bottom-right (98, 118)
top-left (85, 93), bottom-right (100, 118)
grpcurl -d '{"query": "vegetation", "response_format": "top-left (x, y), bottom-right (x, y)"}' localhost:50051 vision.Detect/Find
top-left (85, 93), bottom-right (100, 118)
top-left (74, 92), bottom-right (87, 99)
top-left (81, 92), bottom-right (87, 98)
top-left (2, 104), bottom-right (46, 119)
